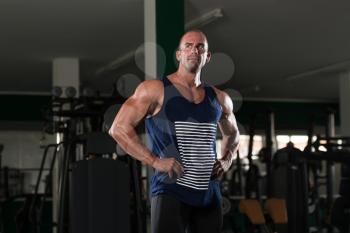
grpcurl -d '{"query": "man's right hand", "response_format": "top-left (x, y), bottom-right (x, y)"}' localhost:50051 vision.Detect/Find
top-left (152, 157), bottom-right (184, 179)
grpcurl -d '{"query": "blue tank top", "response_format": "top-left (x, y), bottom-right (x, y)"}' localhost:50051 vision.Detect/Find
top-left (145, 76), bottom-right (222, 206)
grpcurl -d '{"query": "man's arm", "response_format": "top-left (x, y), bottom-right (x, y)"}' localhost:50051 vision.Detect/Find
top-left (212, 88), bottom-right (240, 178)
top-left (109, 80), bottom-right (184, 178)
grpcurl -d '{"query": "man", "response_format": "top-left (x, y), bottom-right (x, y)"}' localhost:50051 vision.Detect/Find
top-left (109, 30), bottom-right (240, 233)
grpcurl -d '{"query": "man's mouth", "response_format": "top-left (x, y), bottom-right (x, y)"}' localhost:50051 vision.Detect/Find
top-left (188, 57), bottom-right (200, 62)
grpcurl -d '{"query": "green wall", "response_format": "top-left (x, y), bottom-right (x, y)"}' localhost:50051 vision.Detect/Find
top-left (235, 101), bottom-right (339, 131)
top-left (0, 95), bottom-right (51, 122)
top-left (155, 0), bottom-right (184, 76)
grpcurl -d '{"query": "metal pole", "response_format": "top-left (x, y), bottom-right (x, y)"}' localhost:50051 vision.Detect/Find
top-left (266, 110), bottom-right (276, 198)
top-left (326, 110), bottom-right (335, 233)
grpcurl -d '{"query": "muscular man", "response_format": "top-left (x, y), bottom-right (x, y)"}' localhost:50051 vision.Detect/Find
top-left (109, 30), bottom-right (240, 233)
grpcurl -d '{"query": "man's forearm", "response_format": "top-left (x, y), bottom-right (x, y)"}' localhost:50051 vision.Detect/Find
top-left (220, 134), bottom-right (239, 171)
top-left (109, 125), bottom-right (157, 167)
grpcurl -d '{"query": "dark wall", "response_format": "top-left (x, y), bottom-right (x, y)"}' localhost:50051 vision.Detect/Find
top-left (0, 95), bottom-right (339, 132)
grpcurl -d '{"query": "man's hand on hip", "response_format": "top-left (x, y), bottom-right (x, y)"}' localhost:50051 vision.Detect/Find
top-left (152, 157), bottom-right (184, 179)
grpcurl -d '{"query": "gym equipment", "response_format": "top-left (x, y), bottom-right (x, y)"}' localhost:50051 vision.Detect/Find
top-left (330, 196), bottom-right (350, 233)
top-left (52, 86), bottom-right (63, 97)
top-left (1, 195), bottom-right (52, 233)
top-left (28, 143), bottom-right (62, 233)
top-left (265, 198), bottom-right (288, 225)
top-left (229, 151), bottom-right (244, 196)
top-left (239, 199), bottom-right (265, 225)
top-left (225, 112), bottom-right (286, 233)
top-left (265, 111), bottom-right (276, 198)
top-left (264, 198), bottom-right (288, 233)
top-left (271, 142), bottom-right (308, 233)
top-left (304, 136), bottom-right (350, 233)
top-left (245, 115), bottom-right (262, 200)
top-left (71, 158), bottom-right (130, 233)
top-left (8, 143), bottom-right (62, 233)
top-left (0, 167), bottom-right (23, 200)
top-left (302, 110), bottom-right (350, 233)
top-left (325, 111), bottom-right (336, 233)
top-left (55, 131), bottom-right (146, 233)
top-left (239, 199), bottom-right (273, 233)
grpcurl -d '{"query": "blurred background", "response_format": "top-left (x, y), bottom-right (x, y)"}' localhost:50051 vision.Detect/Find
top-left (1, 0), bottom-right (350, 233)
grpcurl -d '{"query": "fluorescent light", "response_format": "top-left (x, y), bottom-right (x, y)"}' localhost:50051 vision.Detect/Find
top-left (96, 8), bottom-right (224, 75)
top-left (185, 8), bottom-right (223, 30)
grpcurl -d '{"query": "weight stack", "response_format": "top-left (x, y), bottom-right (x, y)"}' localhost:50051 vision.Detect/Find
top-left (70, 158), bottom-right (130, 233)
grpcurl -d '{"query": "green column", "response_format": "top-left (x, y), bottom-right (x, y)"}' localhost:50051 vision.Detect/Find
top-left (156, 0), bottom-right (184, 76)
top-left (144, 0), bottom-right (184, 80)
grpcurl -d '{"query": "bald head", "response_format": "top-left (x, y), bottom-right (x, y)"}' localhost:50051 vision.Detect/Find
top-left (175, 29), bottom-right (211, 73)
top-left (178, 30), bottom-right (209, 51)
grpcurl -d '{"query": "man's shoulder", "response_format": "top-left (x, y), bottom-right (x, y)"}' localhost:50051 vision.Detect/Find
top-left (136, 79), bottom-right (164, 94)
top-left (209, 86), bottom-right (233, 113)
top-left (133, 79), bottom-right (164, 102)
top-left (210, 86), bottom-right (228, 100)
top-left (140, 79), bottom-right (164, 88)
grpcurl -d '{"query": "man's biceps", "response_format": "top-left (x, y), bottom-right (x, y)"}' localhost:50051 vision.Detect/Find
top-left (121, 99), bottom-right (149, 115)
top-left (219, 117), bottom-right (238, 133)
top-left (116, 106), bottom-right (147, 125)
top-left (219, 112), bottom-right (234, 123)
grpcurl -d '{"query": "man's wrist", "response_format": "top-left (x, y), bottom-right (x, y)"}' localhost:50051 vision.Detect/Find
top-left (149, 154), bottom-right (158, 168)
top-left (219, 158), bottom-right (231, 171)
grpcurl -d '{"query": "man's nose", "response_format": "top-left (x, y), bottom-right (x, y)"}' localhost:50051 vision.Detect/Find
top-left (190, 46), bottom-right (199, 54)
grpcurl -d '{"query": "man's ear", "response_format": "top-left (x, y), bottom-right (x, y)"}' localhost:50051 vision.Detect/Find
top-left (206, 51), bottom-right (211, 63)
top-left (175, 50), bottom-right (181, 62)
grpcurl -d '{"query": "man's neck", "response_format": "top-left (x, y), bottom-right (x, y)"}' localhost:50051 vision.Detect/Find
top-left (175, 68), bottom-right (202, 88)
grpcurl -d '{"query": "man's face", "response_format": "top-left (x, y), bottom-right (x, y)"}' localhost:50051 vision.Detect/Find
top-left (177, 32), bottom-right (211, 73)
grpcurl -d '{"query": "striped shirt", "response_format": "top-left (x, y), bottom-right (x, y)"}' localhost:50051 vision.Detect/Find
top-left (146, 76), bottom-right (222, 206)
top-left (175, 121), bottom-right (217, 190)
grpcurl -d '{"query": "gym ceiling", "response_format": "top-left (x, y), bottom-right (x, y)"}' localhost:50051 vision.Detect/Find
top-left (0, 0), bottom-right (349, 101)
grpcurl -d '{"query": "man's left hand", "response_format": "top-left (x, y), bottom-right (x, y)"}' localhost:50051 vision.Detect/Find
top-left (211, 159), bottom-right (225, 180)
